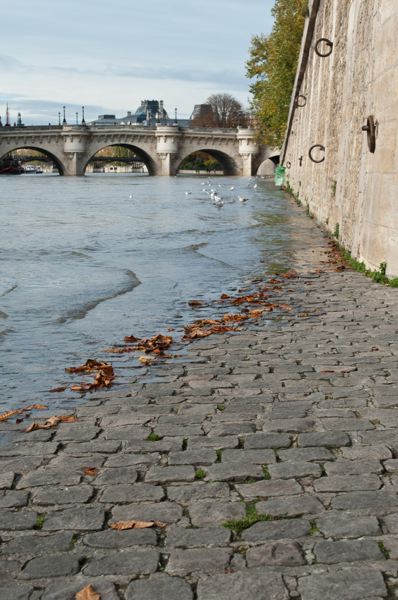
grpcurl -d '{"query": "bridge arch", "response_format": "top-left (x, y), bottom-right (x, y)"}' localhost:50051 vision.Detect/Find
top-left (83, 143), bottom-right (158, 176)
top-left (175, 148), bottom-right (239, 176)
top-left (0, 145), bottom-right (65, 174)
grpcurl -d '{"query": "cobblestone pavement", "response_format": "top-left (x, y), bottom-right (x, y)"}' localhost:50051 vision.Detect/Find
top-left (1, 224), bottom-right (398, 599)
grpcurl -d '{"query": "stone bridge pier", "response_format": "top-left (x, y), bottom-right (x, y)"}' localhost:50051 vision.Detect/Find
top-left (0, 124), bottom-right (275, 177)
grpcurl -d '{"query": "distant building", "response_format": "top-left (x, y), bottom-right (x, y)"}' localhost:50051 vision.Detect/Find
top-left (90, 100), bottom-right (190, 127)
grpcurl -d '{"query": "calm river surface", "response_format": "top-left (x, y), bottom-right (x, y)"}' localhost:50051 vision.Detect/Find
top-left (0, 174), bottom-right (309, 411)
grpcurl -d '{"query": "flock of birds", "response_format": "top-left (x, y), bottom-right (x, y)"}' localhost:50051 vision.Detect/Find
top-left (184, 179), bottom-right (259, 209)
top-left (128, 179), bottom-right (261, 206)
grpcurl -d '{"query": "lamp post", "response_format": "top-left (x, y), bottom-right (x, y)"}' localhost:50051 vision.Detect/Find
top-left (75, 112), bottom-right (78, 125)
top-left (62, 106), bottom-right (66, 125)
top-left (58, 112), bottom-right (61, 126)
top-left (174, 107), bottom-right (178, 124)
top-left (82, 105), bottom-right (86, 125)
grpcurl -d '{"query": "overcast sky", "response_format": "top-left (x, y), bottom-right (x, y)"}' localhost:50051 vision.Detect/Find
top-left (0, 0), bottom-right (275, 125)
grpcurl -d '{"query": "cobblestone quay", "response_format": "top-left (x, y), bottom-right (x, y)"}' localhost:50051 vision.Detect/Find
top-left (1, 207), bottom-right (398, 599)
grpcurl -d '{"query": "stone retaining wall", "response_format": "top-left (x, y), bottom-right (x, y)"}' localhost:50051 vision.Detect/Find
top-left (282, 0), bottom-right (398, 276)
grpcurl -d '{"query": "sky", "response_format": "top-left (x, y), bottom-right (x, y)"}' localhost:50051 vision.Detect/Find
top-left (0, 0), bottom-right (275, 125)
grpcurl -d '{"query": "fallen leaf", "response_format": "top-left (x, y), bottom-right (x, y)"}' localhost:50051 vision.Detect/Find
top-left (222, 313), bottom-right (248, 323)
top-left (124, 335), bottom-right (140, 343)
top-left (25, 414), bottom-right (77, 433)
top-left (67, 361), bottom-right (115, 393)
top-left (0, 410), bottom-right (22, 422)
top-left (75, 585), bottom-right (101, 600)
top-left (279, 304), bottom-right (293, 312)
top-left (49, 386), bottom-right (68, 393)
top-left (248, 309), bottom-right (264, 319)
top-left (109, 520), bottom-right (167, 530)
top-left (84, 467), bottom-right (99, 477)
top-left (0, 404), bottom-right (48, 423)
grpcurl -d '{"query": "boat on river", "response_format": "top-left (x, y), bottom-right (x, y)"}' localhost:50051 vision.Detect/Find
top-left (0, 156), bottom-right (24, 175)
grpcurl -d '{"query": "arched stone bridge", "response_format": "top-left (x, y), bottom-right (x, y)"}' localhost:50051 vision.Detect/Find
top-left (0, 124), bottom-right (275, 176)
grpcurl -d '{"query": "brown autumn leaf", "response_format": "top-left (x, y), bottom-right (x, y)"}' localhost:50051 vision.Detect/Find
top-left (220, 293), bottom-right (231, 300)
top-left (84, 467), bottom-right (99, 477)
top-left (109, 520), bottom-right (167, 530)
top-left (105, 333), bottom-right (173, 357)
top-left (124, 334), bottom-right (140, 343)
top-left (75, 585), bottom-right (101, 600)
top-left (279, 304), bottom-right (293, 312)
top-left (25, 414), bottom-right (77, 433)
top-left (281, 269), bottom-right (299, 279)
top-left (66, 359), bottom-right (110, 374)
top-left (222, 313), bottom-right (248, 323)
top-left (248, 309), bottom-right (264, 319)
top-left (49, 386), bottom-right (68, 393)
top-left (0, 404), bottom-right (48, 423)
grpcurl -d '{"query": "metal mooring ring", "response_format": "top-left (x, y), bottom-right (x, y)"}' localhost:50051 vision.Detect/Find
top-left (362, 116), bottom-right (377, 153)
top-left (315, 38), bottom-right (333, 57)
top-left (286, 161), bottom-right (292, 169)
top-left (295, 94), bottom-right (307, 108)
top-left (309, 144), bottom-right (325, 163)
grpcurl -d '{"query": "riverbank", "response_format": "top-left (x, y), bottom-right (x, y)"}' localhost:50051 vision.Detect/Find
top-left (1, 197), bottom-right (398, 599)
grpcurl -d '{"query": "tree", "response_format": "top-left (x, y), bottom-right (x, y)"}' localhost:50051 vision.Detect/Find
top-left (206, 94), bottom-right (247, 128)
top-left (246, 0), bottom-right (306, 146)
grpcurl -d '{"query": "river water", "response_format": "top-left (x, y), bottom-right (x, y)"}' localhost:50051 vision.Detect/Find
top-left (0, 174), bottom-right (311, 412)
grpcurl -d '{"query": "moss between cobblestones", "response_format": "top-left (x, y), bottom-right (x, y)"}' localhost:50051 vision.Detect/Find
top-left (216, 449), bottom-right (223, 463)
top-left (195, 468), bottom-right (207, 480)
top-left (146, 431), bottom-right (162, 442)
top-left (34, 514), bottom-right (46, 530)
top-left (262, 465), bottom-right (271, 480)
top-left (378, 541), bottom-right (391, 559)
top-left (309, 520), bottom-right (320, 536)
top-left (223, 503), bottom-right (272, 535)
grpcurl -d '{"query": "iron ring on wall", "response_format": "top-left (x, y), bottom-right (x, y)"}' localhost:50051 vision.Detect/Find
top-left (295, 94), bottom-right (307, 108)
top-left (309, 145), bottom-right (325, 163)
top-left (286, 161), bottom-right (292, 168)
top-left (315, 38), bottom-right (333, 57)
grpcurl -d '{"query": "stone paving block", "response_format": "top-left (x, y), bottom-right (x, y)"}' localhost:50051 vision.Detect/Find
top-left (256, 495), bottom-right (324, 518)
top-left (54, 425), bottom-right (100, 441)
top-left (197, 570), bottom-right (288, 600)
top-left (297, 567), bottom-right (387, 600)
top-left (41, 578), bottom-right (120, 600)
top-left (0, 559), bottom-right (22, 579)
top-left (83, 528), bottom-right (157, 548)
top-left (145, 466), bottom-right (195, 484)
top-left (84, 548), bottom-right (159, 576)
top-left (126, 573), bottom-right (194, 600)
top-left (316, 512), bottom-right (380, 538)
top-left (62, 440), bottom-right (121, 454)
top-left (206, 462), bottom-right (264, 481)
top-left (0, 583), bottom-right (33, 600)
top-left (16, 470), bottom-right (82, 490)
top-left (244, 433), bottom-right (291, 449)
top-left (166, 525), bottom-right (231, 548)
top-left (246, 541), bottom-right (305, 566)
top-left (105, 452), bottom-right (160, 467)
top-left (21, 553), bottom-right (80, 578)
top-left (0, 443), bottom-right (59, 457)
top-left (341, 445), bottom-right (392, 460)
top-left (111, 501), bottom-right (183, 524)
top-left (0, 472), bottom-right (15, 490)
top-left (297, 432), bottom-right (351, 447)
top-left (168, 450), bottom-right (216, 466)
top-left (167, 482), bottom-right (230, 503)
top-left (188, 436), bottom-right (238, 449)
top-left (269, 461), bottom-right (322, 479)
top-left (0, 457), bottom-right (43, 474)
top-left (236, 479), bottom-right (302, 500)
top-left (43, 506), bottom-right (105, 531)
top-left (314, 475), bottom-right (381, 492)
top-left (166, 547), bottom-right (232, 576)
top-left (4, 532), bottom-right (74, 555)
top-left (382, 513), bottom-right (398, 533)
top-left (0, 510), bottom-right (38, 530)
top-left (47, 455), bottom-right (107, 471)
top-left (262, 418), bottom-right (315, 433)
top-left (313, 539), bottom-right (384, 563)
top-left (331, 491), bottom-right (398, 513)
top-left (126, 439), bottom-right (182, 453)
top-left (100, 483), bottom-right (164, 503)
top-left (94, 466), bottom-right (138, 485)
top-left (242, 518), bottom-right (310, 542)
top-left (189, 500), bottom-right (245, 527)
top-left (221, 449), bottom-right (276, 464)
top-left (0, 491), bottom-right (28, 508)
top-left (31, 484), bottom-right (93, 505)
top-left (277, 447), bottom-right (334, 462)
top-left (325, 459), bottom-right (383, 476)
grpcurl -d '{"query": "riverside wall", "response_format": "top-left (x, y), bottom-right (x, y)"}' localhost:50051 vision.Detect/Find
top-left (282, 0), bottom-right (398, 276)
